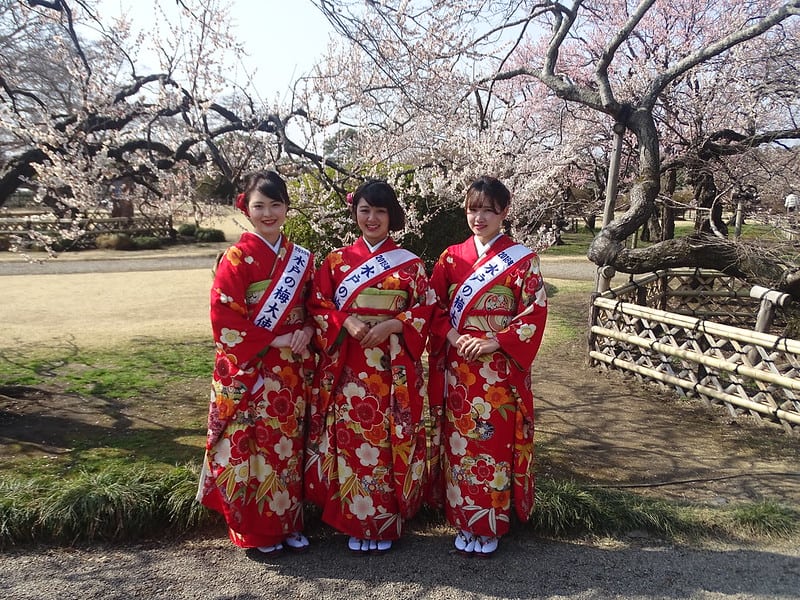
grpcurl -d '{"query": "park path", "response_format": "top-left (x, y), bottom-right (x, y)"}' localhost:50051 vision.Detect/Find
top-left (1, 529), bottom-right (798, 600)
top-left (0, 243), bottom-right (610, 281)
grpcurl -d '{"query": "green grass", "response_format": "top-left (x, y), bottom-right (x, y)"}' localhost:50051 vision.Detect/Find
top-left (540, 221), bottom-right (787, 258)
top-left (538, 281), bottom-right (592, 350)
top-left (728, 500), bottom-right (799, 538)
top-left (0, 339), bottom-right (212, 398)
top-left (0, 464), bottom-right (216, 547)
top-left (541, 229), bottom-right (596, 257)
top-left (0, 339), bottom-right (212, 479)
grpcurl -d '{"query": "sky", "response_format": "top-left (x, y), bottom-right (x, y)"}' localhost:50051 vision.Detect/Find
top-left (98, 0), bottom-right (335, 102)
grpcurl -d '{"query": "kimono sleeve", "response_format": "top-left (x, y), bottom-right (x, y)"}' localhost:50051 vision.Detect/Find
top-left (210, 245), bottom-right (275, 366)
top-left (394, 259), bottom-right (433, 361)
top-left (494, 255), bottom-right (548, 371)
top-left (428, 250), bottom-right (454, 357)
top-left (308, 251), bottom-right (350, 354)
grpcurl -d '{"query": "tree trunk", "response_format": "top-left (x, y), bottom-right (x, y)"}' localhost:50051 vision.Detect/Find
top-left (587, 111), bottom-right (799, 297)
top-left (661, 168), bottom-right (677, 241)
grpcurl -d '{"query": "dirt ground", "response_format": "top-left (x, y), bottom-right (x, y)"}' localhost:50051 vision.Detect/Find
top-left (2, 249), bottom-right (800, 599)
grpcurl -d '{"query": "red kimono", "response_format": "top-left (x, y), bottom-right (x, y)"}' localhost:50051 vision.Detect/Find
top-left (197, 232), bottom-right (315, 548)
top-left (304, 237), bottom-right (431, 541)
top-left (428, 234), bottom-right (547, 537)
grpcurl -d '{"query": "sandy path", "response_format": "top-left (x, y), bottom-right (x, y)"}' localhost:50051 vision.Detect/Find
top-left (2, 269), bottom-right (211, 349)
top-left (0, 251), bottom-right (611, 350)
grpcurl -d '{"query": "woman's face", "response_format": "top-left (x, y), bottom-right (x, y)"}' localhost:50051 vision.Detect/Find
top-left (466, 198), bottom-right (508, 244)
top-left (248, 189), bottom-right (287, 244)
top-left (355, 198), bottom-right (390, 246)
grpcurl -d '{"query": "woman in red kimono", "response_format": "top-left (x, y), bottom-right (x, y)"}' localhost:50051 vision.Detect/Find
top-left (428, 176), bottom-right (547, 557)
top-left (304, 180), bottom-right (431, 555)
top-left (197, 171), bottom-right (315, 556)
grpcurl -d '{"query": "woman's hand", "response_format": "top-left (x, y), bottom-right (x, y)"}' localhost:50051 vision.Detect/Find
top-left (343, 315), bottom-right (371, 342)
top-left (454, 333), bottom-right (500, 362)
top-left (360, 319), bottom-right (401, 347)
top-left (270, 326), bottom-right (313, 354)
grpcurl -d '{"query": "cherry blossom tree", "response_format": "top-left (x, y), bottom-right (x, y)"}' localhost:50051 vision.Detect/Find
top-left (0, 0), bottom-right (347, 249)
top-left (308, 0), bottom-right (800, 294)
top-left (4, 0), bottom-right (799, 292)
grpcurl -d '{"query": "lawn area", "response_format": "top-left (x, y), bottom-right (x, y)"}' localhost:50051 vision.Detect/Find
top-left (0, 338), bottom-right (213, 480)
top-left (541, 220), bottom-right (787, 257)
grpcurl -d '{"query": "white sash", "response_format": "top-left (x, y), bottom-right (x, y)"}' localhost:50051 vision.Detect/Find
top-left (252, 243), bottom-right (312, 331)
top-left (449, 243), bottom-right (534, 330)
top-left (334, 248), bottom-right (418, 310)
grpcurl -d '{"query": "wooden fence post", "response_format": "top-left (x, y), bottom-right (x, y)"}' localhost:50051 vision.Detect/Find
top-left (747, 285), bottom-right (792, 365)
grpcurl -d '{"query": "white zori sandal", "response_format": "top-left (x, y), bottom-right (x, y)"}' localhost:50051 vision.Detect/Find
top-left (454, 530), bottom-right (475, 555)
top-left (257, 542), bottom-right (284, 555)
top-left (284, 532), bottom-right (310, 552)
top-left (473, 535), bottom-right (499, 557)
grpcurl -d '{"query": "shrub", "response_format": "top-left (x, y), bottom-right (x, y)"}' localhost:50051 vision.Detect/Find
top-left (130, 236), bottom-right (162, 250)
top-left (95, 233), bottom-right (135, 250)
top-left (195, 228), bottom-right (226, 243)
top-left (177, 223), bottom-right (198, 237)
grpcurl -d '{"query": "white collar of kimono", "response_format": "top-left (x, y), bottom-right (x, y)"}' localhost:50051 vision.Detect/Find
top-left (364, 236), bottom-right (388, 253)
top-left (254, 232), bottom-right (282, 254)
top-left (474, 232), bottom-right (502, 258)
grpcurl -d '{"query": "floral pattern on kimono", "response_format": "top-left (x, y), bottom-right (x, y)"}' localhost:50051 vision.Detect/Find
top-left (304, 237), bottom-right (431, 541)
top-left (197, 232), bottom-right (315, 548)
top-left (428, 234), bottom-right (547, 537)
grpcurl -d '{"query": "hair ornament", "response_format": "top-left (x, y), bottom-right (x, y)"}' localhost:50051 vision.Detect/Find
top-left (346, 192), bottom-right (354, 205)
top-left (235, 192), bottom-right (248, 216)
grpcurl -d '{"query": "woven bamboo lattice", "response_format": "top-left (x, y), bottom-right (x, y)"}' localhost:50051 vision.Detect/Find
top-left (589, 269), bottom-right (800, 434)
top-left (0, 215), bottom-right (173, 239)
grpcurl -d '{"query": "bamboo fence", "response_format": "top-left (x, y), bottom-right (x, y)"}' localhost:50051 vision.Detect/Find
top-left (589, 268), bottom-right (799, 434)
top-left (0, 215), bottom-right (173, 244)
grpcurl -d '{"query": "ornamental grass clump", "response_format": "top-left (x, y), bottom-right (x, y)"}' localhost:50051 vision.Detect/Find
top-left (729, 500), bottom-right (799, 538)
top-left (531, 480), bottom-right (684, 538)
top-left (0, 464), bottom-right (217, 548)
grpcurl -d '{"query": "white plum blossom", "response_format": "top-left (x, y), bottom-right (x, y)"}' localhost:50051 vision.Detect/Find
top-left (261, 378), bottom-right (281, 394)
top-left (446, 483), bottom-right (463, 508)
top-left (269, 490), bottom-right (292, 515)
top-left (364, 348), bottom-right (384, 369)
top-left (491, 469), bottom-right (510, 491)
top-left (341, 382), bottom-right (363, 399)
top-left (249, 454), bottom-right (273, 483)
top-left (274, 436), bottom-right (294, 461)
top-left (355, 443), bottom-right (380, 466)
top-left (219, 328), bottom-right (245, 347)
top-left (449, 431), bottom-right (468, 456)
top-left (470, 397), bottom-right (492, 418)
top-left (535, 286), bottom-right (548, 308)
top-left (212, 438), bottom-right (232, 466)
top-left (337, 459), bottom-right (354, 482)
top-left (350, 494), bottom-right (376, 520)
top-left (517, 324), bottom-right (536, 342)
top-left (319, 432), bottom-right (330, 455)
top-left (232, 461), bottom-right (250, 483)
top-left (479, 361), bottom-right (502, 385)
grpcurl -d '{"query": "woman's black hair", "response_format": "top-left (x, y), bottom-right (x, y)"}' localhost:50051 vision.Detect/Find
top-left (243, 170), bottom-right (290, 206)
top-left (464, 176), bottom-right (511, 213)
top-left (350, 179), bottom-right (405, 231)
